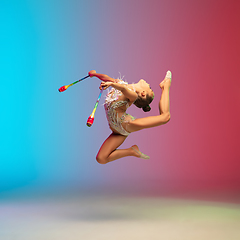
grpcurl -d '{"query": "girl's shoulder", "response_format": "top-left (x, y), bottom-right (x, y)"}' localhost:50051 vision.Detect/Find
top-left (115, 79), bottom-right (135, 92)
top-left (115, 79), bottom-right (128, 85)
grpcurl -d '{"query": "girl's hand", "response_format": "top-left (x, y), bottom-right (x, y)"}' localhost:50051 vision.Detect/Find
top-left (100, 81), bottom-right (112, 90)
top-left (88, 70), bottom-right (96, 77)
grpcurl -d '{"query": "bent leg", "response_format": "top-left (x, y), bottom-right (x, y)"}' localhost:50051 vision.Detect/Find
top-left (127, 113), bottom-right (170, 132)
top-left (96, 133), bottom-right (138, 164)
top-left (127, 78), bottom-right (171, 133)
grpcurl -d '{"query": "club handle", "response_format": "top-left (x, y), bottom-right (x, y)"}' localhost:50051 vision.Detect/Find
top-left (74, 75), bottom-right (90, 84)
top-left (86, 89), bottom-right (103, 127)
top-left (58, 75), bottom-right (90, 92)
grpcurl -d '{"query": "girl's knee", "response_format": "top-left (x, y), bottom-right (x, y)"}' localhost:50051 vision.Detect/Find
top-left (96, 154), bottom-right (108, 164)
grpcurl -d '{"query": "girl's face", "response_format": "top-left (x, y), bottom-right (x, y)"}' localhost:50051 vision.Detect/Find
top-left (138, 79), bottom-right (154, 98)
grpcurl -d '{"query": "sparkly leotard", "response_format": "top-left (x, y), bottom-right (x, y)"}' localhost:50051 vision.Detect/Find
top-left (104, 80), bottom-right (135, 136)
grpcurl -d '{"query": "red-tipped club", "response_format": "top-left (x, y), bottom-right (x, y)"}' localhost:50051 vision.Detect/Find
top-left (58, 85), bottom-right (68, 92)
top-left (86, 116), bottom-right (94, 127)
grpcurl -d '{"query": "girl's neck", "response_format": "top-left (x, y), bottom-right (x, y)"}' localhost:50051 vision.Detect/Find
top-left (128, 83), bottom-right (140, 94)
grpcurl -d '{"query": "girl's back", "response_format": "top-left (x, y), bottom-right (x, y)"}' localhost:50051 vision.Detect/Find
top-left (104, 80), bottom-right (135, 136)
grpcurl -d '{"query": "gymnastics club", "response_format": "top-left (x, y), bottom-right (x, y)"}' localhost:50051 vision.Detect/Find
top-left (58, 75), bottom-right (90, 92)
top-left (86, 88), bottom-right (104, 127)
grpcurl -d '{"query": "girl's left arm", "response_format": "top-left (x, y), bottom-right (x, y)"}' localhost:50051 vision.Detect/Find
top-left (101, 82), bottom-right (138, 102)
top-left (88, 70), bottom-right (116, 82)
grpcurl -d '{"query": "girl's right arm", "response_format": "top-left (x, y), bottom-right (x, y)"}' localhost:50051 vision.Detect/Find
top-left (100, 81), bottom-right (138, 102)
top-left (88, 70), bottom-right (116, 82)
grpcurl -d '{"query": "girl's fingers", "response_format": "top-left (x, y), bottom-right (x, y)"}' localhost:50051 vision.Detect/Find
top-left (100, 83), bottom-right (105, 89)
top-left (100, 81), bottom-right (111, 90)
top-left (99, 85), bottom-right (107, 90)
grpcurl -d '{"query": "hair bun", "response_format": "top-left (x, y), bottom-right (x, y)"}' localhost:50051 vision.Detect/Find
top-left (142, 105), bottom-right (151, 112)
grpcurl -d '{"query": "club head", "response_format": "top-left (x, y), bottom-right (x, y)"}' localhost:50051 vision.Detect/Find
top-left (58, 85), bottom-right (70, 92)
top-left (58, 86), bottom-right (66, 92)
top-left (86, 117), bottom-right (94, 127)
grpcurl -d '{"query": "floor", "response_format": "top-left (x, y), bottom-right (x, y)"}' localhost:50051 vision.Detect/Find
top-left (0, 190), bottom-right (240, 240)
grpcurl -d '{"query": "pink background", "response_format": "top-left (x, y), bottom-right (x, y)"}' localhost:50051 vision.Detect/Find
top-left (91, 0), bottom-right (240, 196)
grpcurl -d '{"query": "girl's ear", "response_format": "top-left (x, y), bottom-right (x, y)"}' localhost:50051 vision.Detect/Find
top-left (141, 91), bottom-right (146, 97)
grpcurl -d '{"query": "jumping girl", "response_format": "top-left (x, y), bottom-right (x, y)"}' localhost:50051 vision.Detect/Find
top-left (88, 70), bottom-right (171, 164)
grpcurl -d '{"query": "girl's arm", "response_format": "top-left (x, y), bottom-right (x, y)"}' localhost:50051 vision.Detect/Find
top-left (101, 81), bottom-right (138, 102)
top-left (88, 70), bottom-right (116, 82)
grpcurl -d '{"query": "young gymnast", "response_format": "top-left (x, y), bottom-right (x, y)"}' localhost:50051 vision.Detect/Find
top-left (88, 70), bottom-right (171, 164)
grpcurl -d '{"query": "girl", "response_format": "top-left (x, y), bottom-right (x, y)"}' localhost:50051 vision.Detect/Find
top-left (88, 70), bottom-right (171, 164)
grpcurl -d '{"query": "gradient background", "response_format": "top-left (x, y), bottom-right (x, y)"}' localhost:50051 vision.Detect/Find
top-left (1, 0), bottom-right (240, 199)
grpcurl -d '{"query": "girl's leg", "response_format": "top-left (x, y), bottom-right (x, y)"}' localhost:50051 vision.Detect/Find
top-left (126, 78), bottom-right (171, 133)
top-left (96, 133), bottom-right (141, 164)
top-left (159, 76), bottom-right (171, 114)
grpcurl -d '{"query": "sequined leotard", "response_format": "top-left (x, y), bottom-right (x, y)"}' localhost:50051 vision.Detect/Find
top-left (104, 80), bottom-right (135, 136)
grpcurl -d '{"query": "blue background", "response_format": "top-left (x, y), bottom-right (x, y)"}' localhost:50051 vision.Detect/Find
top-left (1, 0), bottom-right (111, 192)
